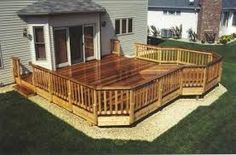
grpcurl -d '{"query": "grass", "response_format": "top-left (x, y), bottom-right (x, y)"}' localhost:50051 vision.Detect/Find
top-left (0, 39), bottom-right (236, 154)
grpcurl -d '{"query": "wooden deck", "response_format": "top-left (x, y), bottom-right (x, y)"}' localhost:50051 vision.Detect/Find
top-left (12, 43), bottom-right (223, 126)
top-left (56, 55), bottom-right (179, 88)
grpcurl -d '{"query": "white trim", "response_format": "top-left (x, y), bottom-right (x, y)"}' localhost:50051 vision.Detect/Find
top-left (84, 24), bottom-right (96, 61)
top-left (28, 22), bottom-right (53, 70)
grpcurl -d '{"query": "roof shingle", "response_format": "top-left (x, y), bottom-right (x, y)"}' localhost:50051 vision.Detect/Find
top-left (17, 0), bottom-right (106, 16)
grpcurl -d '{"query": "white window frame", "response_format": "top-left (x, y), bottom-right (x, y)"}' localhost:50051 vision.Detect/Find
top-left (163, 10), bottom-right (181, 16)
top-left (232, 12), bottom-right (236, 26)
top-left (115, 18), bottom-right (134, 35)
top-left (33, 26), bottom-right (47, 61)
top-left (222, 11), bottom-right (230, 27)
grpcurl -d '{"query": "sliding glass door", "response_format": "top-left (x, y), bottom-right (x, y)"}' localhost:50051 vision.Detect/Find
top-left (54, 29), bottom-right (69, 67)
top-left (54, 24), bottom-right (96, 68)
top-left (84, 25), bottom-right (95, 61)
top-left (69, 26), bottom-right (83, 64)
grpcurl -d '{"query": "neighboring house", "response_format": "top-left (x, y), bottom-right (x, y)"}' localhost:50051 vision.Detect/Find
top-left (148, 0), bottom-right (236, 40)
top-left (0, 0), bottom-right (148, 85)
top-left (220, 0), bottom-right (236, 36)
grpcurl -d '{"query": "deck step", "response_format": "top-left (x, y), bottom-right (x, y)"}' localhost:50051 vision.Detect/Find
top-left (14, 85), bottom-right (36, 98)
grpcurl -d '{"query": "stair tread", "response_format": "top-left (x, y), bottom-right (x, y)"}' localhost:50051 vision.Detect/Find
top-left (14, 85), bottom-right (35, 97)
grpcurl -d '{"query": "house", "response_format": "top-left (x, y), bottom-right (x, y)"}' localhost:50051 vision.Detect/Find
top-left (0, 0), bottom-right (148, 86)
top-left (148, 0), bottom-right (236, 40)
top-left (0, 0), bottom-right (223, 126)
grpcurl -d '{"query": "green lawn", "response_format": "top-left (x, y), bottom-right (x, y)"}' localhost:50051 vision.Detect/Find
top-left (1, 40), bottom-right (236, 154)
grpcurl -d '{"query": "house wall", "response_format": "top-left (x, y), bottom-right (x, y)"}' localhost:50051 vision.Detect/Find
top-left (0, 0), bottom-right (37, 85)
top-left (95, 0), bottom-right (148, 57)
top-left (220, 11), bottom-right (236, 36)
top-left (148, 9), bottom-right (199, 39)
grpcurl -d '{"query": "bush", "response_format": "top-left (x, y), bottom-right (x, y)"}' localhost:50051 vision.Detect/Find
top-left (188, 28), bottom-right (197, 42)
top-left (219, 33), bottom-right (236, 44)
top-left (171, 24), bottom-right (182, 39)
top-left (150, 25), bottom-right (160, 37)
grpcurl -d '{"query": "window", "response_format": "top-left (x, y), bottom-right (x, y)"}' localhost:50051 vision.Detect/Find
top-left (128, 18), bottom-right (133, 33)
top-left (176, 11), bottom-right (181, 15)
top-left (163, 10), bottom-right (181, 16)
top-left (33, 27), bottom-right (46, 60)
top-left (115, 18), bottom-right (133, 35)
top-left (0, 44), bottom-right (2, 68)
top-left (163, 10), bottom-right (168, 15)
top-left (233, 12), bottom-right (236, 26)
top-left (122, 19), bottom-right (127, 34)
top-left (223, 12), bottom-right (230, 27)
top-left (115, 20), bottom-right (120, 34)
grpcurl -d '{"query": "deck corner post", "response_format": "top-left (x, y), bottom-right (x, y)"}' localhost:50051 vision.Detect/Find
top-left (93, 90), bottom-right (98, 125)
top-left (180, 68), bottom-right (184, 95)
top-left (67, 80), bottom-right (72, 111)
top-left (158, 78), bottom-right (163, 107)
top-left (48, 73), bottom-right (53, 102)
top-left (31, 67), bottom-right (37, 93)
top-left (203, 67), bottom-right (208, 92)
top-left (218, 61), bottom-right (223, 82)
top-left (129, 90), bottom-right (135, 124)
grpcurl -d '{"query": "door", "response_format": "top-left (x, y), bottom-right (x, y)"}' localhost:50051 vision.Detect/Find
top-left (54, 29), bottom-right (69, 67)
top-left (70, 26), bottom-right (83, 64)
top-left (84, 25), bottom-right (95, 60)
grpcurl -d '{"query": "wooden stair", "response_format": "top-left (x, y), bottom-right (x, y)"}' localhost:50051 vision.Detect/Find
top-left (14, 85), bottom-right (36, 98)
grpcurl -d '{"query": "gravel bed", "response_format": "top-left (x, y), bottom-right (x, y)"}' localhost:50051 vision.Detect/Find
top-left (0, 84), bottom-right (227, 142)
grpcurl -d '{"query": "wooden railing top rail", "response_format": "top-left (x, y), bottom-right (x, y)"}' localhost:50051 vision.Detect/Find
top-left (135, 43), bottom-right (223, 66)
top-left (135, 43), bottom-right (214, 56)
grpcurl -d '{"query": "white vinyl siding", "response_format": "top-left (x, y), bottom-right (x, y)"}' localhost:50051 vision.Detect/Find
top-left (148, 9), bottom-right (198, 39)
top-left (96, 0), bottom-right (148, 56)
top-left (0, 43), bottom-right (3, 69)
top-left (0, 0), bottom-right (37, 85)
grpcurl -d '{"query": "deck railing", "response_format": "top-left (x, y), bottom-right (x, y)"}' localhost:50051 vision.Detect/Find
top-left (12, 43), bottom-right (223, 126)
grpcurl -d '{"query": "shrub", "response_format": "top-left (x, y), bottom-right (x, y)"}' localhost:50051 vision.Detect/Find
top-left (188, 28), bottom-right (197, 42)
top-left (219, 33), bottom-right (236, 44)
top-left (150, 25), bottom-right (160, 37)
top-left (204, 31), bottom-right (216, 44)
top-left (171, 24), bottom-right (183, 39)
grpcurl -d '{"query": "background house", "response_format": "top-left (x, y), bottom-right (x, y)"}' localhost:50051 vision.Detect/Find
top-left (148, 0), bottom-right (236, 40)
top-left (0, 0), bottom-right (148, 85)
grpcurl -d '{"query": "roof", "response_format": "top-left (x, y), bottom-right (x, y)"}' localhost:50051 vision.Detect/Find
top-left (17, 0), bottom-right (106, 16)
top-left (149, 0), bottom-right (236, 10)
top-left (148, 0), bottom-right (200, 10)
top-left (223, 0), bottom-right (236, 10)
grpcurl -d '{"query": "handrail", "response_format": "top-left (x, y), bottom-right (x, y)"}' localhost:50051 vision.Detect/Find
top-left (12, 43), bottom-right (223, 126)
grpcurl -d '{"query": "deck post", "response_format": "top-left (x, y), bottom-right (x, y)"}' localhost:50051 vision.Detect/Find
top-left (179, 68), bottom-right (184, 95)
top-left (31, 66), bottom-right (37, 93)
top-left (218, 61), bottom-right (223, 82)
top-left (158, 78), bottom-right (163, 107)
top-left (67, 80), bottom-right (73, 112)
top-left (203, 67), bottom-right (208, 92)
top-left (16, 58), bottom-right (22, 85)
top-left (48, 73), bottom-right (53, 102)
top-left (93, 90), bottom-right (98, 125)
top-left (129, 90), bottom-right (135, 124)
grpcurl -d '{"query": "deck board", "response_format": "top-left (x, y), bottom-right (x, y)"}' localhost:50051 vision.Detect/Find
top-left (22, 55), bottom-right (180, 88)
top-left (56, 55), bottom-right (179, 88)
